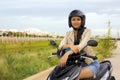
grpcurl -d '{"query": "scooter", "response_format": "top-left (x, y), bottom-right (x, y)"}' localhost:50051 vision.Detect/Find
top-left (47, 40), bottom-right (115, 80)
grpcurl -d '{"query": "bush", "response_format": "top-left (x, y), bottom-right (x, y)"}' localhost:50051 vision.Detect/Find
top-left (93, 37), bottom-right (116, 61)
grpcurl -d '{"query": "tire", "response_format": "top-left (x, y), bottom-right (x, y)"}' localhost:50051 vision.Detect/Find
top-left (110, 76), bottom-right (115, 80)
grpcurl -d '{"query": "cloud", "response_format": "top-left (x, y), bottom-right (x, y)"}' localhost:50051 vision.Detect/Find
top-left (0, 0), bottom-right (120, 37)
top-left (0, 0), bottom-right (119, 17)
top-left (86, 12), bottom-right (109, 29)
top-left (86, 12), bottom-right (120, 29)
top-left (0, 15), bottom-right (68, 34)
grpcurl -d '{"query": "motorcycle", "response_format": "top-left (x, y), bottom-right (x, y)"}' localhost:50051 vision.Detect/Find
top-left (47, 40), bottom-right (115, 80)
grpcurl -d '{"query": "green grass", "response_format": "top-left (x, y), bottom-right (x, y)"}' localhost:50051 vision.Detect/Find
top-left (0, 40), bottom-right (59, 80)
top-left (92, 38), bottom-right (116, 61)
top-left (0, 40), bottom-right (50, 55)
top-left (0, 38), bottom-right (116, 80)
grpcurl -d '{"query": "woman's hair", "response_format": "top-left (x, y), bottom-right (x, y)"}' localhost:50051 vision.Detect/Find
top-left (68, 10), bottom-right (86, 44)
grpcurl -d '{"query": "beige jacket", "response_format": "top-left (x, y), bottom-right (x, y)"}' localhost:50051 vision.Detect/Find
top-left (59, 28), bottom-right (95, 57)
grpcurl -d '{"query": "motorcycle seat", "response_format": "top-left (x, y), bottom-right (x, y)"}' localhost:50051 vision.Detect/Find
top-left (95, 60), bottom-right (111, 79)
top-left (82, 61), bottom-right (111, 80)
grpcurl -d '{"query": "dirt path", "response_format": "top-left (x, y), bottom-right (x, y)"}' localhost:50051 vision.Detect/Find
top-left (24, 67), bottom-right (54, 80)
top-left (105, 41), bottom-right (120, 80)
top-left (24, 41), bottom-right (120, 80)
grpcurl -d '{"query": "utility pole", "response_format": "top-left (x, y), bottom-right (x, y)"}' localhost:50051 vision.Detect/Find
top-left (108, 20), bottom-right (111, 28)
top-left (107, 20), bottom-right (111, 38)
top-left (117, 29), bottom-right (119, 39)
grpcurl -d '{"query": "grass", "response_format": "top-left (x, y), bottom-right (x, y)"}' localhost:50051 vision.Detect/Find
top-left (0, 40), bottom-right (50, 55)
top-left (0, 40), bottom-right (59, 80)
top-left (0, 37), bottom-right (116, 80)
top-left (92, 38), bottom-right (116, 61)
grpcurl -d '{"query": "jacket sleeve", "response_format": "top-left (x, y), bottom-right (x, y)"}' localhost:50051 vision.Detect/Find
top-left (58, 31), bottom-right (68, 50)
top-left (78, 29), bottom-right (91, 51)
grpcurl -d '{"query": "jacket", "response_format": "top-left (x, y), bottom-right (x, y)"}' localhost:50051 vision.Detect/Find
top-left (58, 28), bottom-right (95, 64)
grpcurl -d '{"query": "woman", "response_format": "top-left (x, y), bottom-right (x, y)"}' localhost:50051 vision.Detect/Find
top-left (58, 10), bottom-right (100, 80)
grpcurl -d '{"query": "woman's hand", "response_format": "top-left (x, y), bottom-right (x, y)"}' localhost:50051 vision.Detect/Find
top-left (70, 45), bottom-right (80, 54)
top-left (59, 50), bottom-right (73, 67)
top-left (59, 53), bottom-right (68, 67)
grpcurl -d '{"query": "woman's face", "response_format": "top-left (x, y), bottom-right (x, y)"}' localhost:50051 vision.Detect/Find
top-left (71, 16), bottom-right (82, 29)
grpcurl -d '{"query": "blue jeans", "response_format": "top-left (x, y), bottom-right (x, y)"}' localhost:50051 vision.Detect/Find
top-left (82, 60), bottom-right (100, 78)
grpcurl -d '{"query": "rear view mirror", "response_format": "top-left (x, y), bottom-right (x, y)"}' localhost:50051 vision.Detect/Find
top-left (49, 40), bottom-right (58, 48)
top-left (87, 40), bottom-right (98, 47)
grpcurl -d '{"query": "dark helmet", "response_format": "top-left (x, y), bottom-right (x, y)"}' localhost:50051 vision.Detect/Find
top-left (68, 10), bottom-right (86, 29)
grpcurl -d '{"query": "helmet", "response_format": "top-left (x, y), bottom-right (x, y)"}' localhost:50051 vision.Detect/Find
top-left (68, 10), bottom-right (86, 29)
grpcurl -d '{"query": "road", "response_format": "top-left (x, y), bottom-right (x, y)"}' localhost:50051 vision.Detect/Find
top-left (105, 41), bottom-right (120, 80)
top-left (23, 67), bottom-right (55, 80)
top-left (24, 41), bottom-right (120, 80)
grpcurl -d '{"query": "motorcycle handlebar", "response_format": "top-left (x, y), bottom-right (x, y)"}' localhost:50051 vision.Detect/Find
top-left (66, 53), bottom-right (97, 65)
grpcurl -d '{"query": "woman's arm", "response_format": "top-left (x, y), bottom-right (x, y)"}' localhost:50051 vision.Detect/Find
top-left (61, 44), bottom-right (72, 50)
top-left (59, 50), bottom-right (74, 67)
top-left (58, 31), bottom-right (77, 51)
top-left (58, 32), bottom-right (68, 50)
top-left (63, 29), bottom-right (91, 53)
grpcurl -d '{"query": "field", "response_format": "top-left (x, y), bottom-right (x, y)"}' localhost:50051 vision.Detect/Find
top-left (0, 37), bottom-right (116, 80)
top-left (0, 37), bottom-right (60, 80)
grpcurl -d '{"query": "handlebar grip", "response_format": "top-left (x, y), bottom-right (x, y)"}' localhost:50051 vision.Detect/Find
top-left (84, 55), bottom-right (97, 60)
top-left (52, 52), bottom-right (57, 55)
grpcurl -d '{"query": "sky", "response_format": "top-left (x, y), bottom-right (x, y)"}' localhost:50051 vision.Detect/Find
top-left (0, 0), bottom-right (120, 37)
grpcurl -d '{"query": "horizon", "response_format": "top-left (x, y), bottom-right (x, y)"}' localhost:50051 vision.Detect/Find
top-left (0, 27), bottom-right (119, 38)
